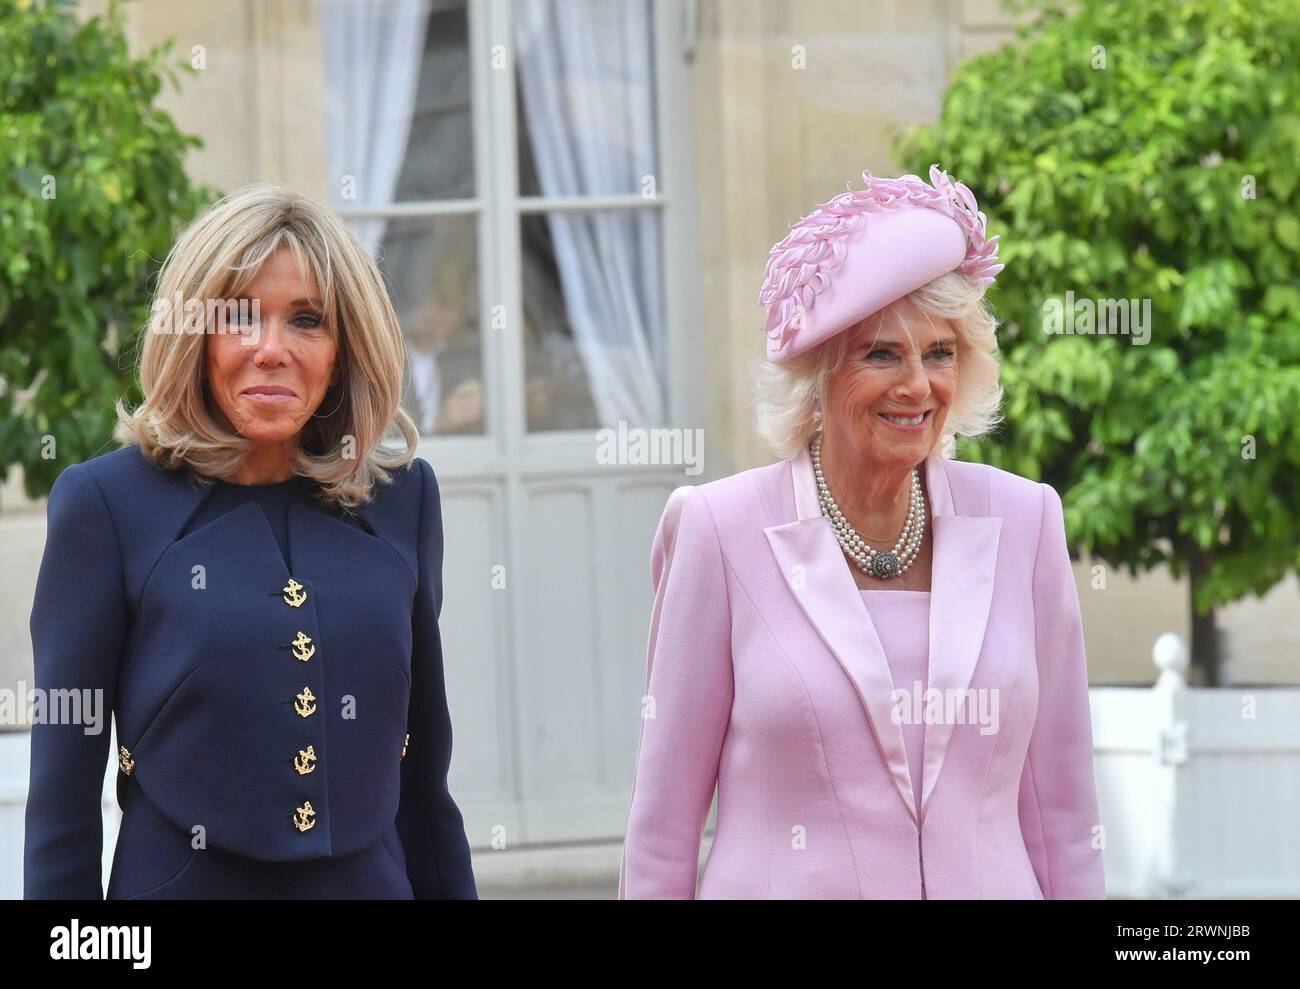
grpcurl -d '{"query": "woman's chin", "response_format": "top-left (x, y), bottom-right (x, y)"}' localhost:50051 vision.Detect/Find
top-left (862, 427), bottom-right (931, 464)
top-left (233, 398), bottom-right (302, 423)
top-left (235, 418), bottom-right (304, 445)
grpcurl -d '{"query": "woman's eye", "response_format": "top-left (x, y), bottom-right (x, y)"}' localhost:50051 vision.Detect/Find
top-left (861, 346), bottom-right (955, 362)
top-left (293, 313), bottom-right (324, 330)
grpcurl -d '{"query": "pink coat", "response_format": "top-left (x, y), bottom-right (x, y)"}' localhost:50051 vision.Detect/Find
top-left (618, 446), bottom-right (1105, 899)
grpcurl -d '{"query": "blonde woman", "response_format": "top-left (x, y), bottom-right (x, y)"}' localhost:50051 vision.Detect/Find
top-left (619, 167), bottom-right (1105, 898)
top-left (24, 185), bottom-right (477, 899)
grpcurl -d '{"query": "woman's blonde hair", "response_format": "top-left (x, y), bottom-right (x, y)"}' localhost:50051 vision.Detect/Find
top-left (752, 270), bottom-right (1003, 461)
top-left (115, 183), bottom-right (420, 510)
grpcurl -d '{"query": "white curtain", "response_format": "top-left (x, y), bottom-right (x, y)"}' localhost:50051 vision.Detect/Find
top-left (321, 0), bottom-right (431, 259)
top-left (515, 0), bottom-right (667, 428)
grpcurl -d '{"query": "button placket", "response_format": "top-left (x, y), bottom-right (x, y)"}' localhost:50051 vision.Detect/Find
top-left (278, 575), bottom-right (325, 833)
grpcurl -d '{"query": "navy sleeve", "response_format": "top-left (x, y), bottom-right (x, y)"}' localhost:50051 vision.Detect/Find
top-left (24, 463), bottom-right (128, 899)
top-left (395, 457), bottom-right (477, 899)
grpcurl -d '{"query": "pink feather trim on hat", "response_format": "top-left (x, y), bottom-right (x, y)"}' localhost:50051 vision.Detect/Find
top-left (759, 164), bottom-right (1004, 361)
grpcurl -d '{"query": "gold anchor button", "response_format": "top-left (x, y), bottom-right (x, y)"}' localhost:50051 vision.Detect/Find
top-left (401, 733), bottom-right (410, 762)
top-left (290, 630), bottom-right (315, 662)
top-left (118, 745), bottom-right (134, 776)
top-left (294, 745), bottom-right (317, 775)
top-left (293, 801), bottom-right (316, 832)
top-left (282, 577), bottom-right (307, 608)
top-left (294, 686), bottom-right (317, 718)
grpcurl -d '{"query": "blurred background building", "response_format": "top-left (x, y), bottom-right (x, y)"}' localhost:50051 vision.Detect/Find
top-left (1, 0), bottom-right (1296, 898)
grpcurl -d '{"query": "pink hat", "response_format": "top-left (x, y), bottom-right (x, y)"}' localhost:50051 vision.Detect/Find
top-left (759, 164), bottom-right (1003, 363)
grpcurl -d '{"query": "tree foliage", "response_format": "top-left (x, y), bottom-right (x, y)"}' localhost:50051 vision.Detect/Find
top-left (0, 0), bottom-right (215, 496)
top-left (896, 0), bottom-right (1300, 622)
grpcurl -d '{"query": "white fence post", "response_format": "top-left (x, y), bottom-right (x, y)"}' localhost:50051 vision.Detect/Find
top-left (1148, 632), bottom-right (1191, 898)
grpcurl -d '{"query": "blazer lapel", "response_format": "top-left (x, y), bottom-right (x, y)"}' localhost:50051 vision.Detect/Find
top-left (763, 445), bottom-right (1000, 825)
top-left (763, 447), bottom-right (914, 821)
top-left (922, 465), bottom-right (1001, 820)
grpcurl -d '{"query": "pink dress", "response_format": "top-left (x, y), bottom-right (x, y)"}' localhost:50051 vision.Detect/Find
top-left (860, 589), bottom-right (931, 818)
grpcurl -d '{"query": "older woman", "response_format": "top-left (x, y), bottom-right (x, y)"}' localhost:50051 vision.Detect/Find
top-left (24, 185), bottom-right (476, 899)
top-left (619, 166), bottom-right (1105, 899)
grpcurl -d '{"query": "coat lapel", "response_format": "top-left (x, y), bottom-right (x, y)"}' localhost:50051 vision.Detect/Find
top-left (763, 445), bottom-right (1001, 824)
top-left (922, 481), bottom-right (1001, 821)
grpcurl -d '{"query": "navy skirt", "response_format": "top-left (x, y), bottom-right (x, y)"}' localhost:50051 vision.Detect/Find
top-left (106, 780), bottom-right (414, 899)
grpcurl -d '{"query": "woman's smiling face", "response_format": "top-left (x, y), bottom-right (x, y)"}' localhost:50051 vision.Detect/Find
top-left (205, 246), bottom-right (340, 448)
top-left (821, 296), bottom-right (959, 470)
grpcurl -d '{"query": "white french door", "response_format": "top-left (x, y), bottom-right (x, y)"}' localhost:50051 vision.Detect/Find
top-left (334, 0), bottom-right (700, 847)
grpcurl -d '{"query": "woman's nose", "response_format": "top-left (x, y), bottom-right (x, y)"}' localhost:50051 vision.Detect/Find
top-left (898, 354), bottom-right (931, 398)
top-left (251, 317), bottom-right (291, 363)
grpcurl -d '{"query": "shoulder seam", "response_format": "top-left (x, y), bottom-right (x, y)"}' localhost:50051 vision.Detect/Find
top-left (1031, 482), bottom-right (1051, 585)
top-left (1025, 481), bottom-right (1054, 898)
top-left (407, 459), bottom-right (428, 588)
top-left (750, 461), bottom-right (782, 528)
top-left (686, 485), bottom-right (735, 635)
top-left (77, 462), bottom-right (128, 606)
top-left (362, 463), bottom-right (421, 584)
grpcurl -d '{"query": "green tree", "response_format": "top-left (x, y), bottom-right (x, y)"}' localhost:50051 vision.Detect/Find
top-left (895, 0), bottom-right (1300, 684)
top-left (0, 0), bottom-right (215, 495)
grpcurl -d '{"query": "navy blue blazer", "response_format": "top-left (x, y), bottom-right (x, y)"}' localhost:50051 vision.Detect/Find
top-left (24, 444), bottom-right (477, 899)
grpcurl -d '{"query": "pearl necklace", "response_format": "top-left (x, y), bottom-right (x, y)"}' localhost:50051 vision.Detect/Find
top-left (810, 432), bottom-right (926, 580)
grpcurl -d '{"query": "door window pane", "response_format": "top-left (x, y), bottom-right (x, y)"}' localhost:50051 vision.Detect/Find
top-left (322, 0), bottom-right (473, 210)
top-left (515, 0), bottom-right (667, 432)
top-left (521, 208), bottom-right (665, 432)
top-left (383, 215), bottom-right (484, 436)
top-left (515, 0), bottom-right (659, 198)
top-left (323, 0), bottom-right (483, 438)
top-left (395, 0), bottom-right (474, 202)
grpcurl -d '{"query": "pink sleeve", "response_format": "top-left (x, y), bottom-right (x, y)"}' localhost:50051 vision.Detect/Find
top-left (1018, 482), bottom-right (1107, 899)
top-left (619, 485), bottom-right (734, 899)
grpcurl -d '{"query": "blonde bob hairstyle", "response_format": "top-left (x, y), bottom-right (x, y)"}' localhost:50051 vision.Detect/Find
top-left (115, 183), bottom-right (420, 511)
top-left (752, 270), bottom-right (1004, 462)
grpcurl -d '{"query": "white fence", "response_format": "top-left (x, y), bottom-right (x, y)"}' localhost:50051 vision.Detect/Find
top-left (1092, 633), bottom-right (1300, 898)
top-left (2, 633), bottom-right (1297, 899)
